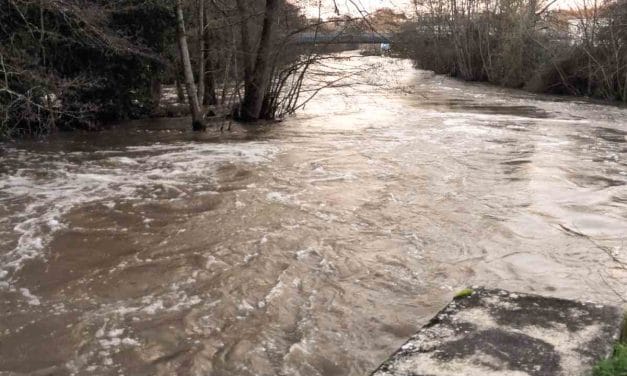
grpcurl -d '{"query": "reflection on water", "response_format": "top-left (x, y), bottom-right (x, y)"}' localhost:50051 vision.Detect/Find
top-left (0, 55), bottom-right (626, 376)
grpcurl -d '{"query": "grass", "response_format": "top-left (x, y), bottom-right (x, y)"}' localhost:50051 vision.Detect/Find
top-left (593, 316), bottom-right (627, 376)
top-left (593, 343), bottom-right (627, 376)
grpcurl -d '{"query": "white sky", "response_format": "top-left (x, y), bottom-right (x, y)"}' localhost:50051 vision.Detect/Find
top-left (298, 0), bottom-right (578, 18)
top-left (298, 0), bottom-right (411, 17)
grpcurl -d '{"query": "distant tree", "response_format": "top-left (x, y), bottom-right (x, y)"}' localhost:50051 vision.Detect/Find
top-left (397, 0), bottom-right (625, 102)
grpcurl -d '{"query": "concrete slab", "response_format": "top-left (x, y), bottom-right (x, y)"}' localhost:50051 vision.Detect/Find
top-left (372, 288), bottom-right (625, 376)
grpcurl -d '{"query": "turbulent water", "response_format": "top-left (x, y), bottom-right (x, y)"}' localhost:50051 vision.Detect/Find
top-left (1, 55), bottom-right (626, 376)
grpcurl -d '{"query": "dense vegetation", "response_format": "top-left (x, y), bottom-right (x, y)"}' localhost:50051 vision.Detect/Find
top-left (0, 0), bottom-right (309, 138)
top-left (0, 0), bottom-right (174, 137)
top-left (395, 0), bottom-right (627, 102)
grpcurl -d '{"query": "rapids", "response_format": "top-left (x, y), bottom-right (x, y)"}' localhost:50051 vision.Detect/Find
top-left (1, 54), bottom-right (626, 375)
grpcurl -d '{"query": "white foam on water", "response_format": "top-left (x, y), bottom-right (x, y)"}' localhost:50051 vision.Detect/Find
top-left (265, 280), bottom-right (286, 303)
top-left (121, 337), bottom-right (140, 346)
top-left (441, 111), bottom-right (591, 126)
top-left (141, 300), bottom-right (164, 315)
top-left (307, 171), bottom-right (357, 184)
top-left (266, 191), bottom-right (293, 205)
top-left (108, 328), bottom-right (124, 337)
top-left (19, 288), bottom-right (41, 306)
top-left (243, 252), bottom-right (259, 263)
top-left (0, 142), bottom-right (277, 298)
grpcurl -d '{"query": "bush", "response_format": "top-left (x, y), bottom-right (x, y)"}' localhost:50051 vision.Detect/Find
top-left (593, 343), bottom-right (627, 376)
top-left (393, 0), bottom-right (626, 103)
top-left (0, 0), bottom-right (174, 138)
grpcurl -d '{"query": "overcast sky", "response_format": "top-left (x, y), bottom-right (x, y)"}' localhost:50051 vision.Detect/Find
top-left (298, 0), bottom-right (412, 17)
top-left (298, 0), bottom-right (577, 18)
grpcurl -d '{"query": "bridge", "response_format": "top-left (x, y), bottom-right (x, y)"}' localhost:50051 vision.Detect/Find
top-left (290, 32), bottom-right (392, 45)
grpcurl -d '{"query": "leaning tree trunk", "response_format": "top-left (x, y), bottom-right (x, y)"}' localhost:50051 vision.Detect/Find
top-left (240, 0), bottom-right (281, 121)
top-left (175, 0), bottom-right (204, 130)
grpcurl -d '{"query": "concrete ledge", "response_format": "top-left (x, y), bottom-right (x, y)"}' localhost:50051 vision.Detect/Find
top-left (372, 288), bottom-right (625, 376)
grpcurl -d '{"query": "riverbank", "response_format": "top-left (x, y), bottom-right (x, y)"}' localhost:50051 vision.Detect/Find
top-left (392, 43), bottom-right (627, 107)
top-left (392, 1), bottom-right (626, 105)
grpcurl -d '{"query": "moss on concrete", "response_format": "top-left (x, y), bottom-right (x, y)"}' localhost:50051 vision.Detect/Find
top-left (453, 288), bottom-right (474, 299)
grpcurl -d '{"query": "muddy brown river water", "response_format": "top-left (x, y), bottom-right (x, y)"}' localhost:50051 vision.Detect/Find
top-left (1, 55), bottom-right (626, 375)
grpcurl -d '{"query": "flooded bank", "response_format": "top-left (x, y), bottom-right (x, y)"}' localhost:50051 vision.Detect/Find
top-left (1, 55), bottom-right (626, 375)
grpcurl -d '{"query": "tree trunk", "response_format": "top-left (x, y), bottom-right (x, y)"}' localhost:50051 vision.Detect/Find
top-left (175, 0), bottom-right (204, 130)
top-left (203, 5), bottom-right (217, 105)
top-left (150, 77), bottom-right (162, 114)
top-left (204, 55), bottom-right (218, 105)
top-left (175, 78), bottom-right (185, 103)
top-left (240, 0), bottom-right (281, 121)
top-left (197, 0), bottom-right (205, 103)
top-left (235, 0), bottom-right (253, 85)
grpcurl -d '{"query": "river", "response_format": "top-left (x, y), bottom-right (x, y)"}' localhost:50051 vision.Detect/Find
top-left (1, 54), bottom-right (626, 375)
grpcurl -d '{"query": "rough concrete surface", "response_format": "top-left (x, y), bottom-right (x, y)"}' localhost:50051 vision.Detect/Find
top-left (372, 288), bottom-right (625, 376)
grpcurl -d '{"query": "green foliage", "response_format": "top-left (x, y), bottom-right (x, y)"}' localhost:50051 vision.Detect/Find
top-left (454, 288), bottom-right (474, 299)
top-left (593, 343), bottom-right (627, 376)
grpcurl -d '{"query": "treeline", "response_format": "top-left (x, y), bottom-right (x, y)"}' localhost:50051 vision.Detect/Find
top-left (0, 0), bottom-right (315, 138)
top-left (395, 0), bottom-right (626, 102)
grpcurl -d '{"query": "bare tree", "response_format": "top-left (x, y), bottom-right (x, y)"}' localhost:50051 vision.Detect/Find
top-left (239, 0), bottom-right (282, 121)
top-left (175, 0), bottom-right (205, 130)
top-left (203, 2), bottom-right (217, 105)
top-left (197, 0), bottom-right (206, 103)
